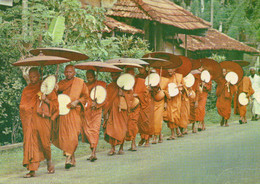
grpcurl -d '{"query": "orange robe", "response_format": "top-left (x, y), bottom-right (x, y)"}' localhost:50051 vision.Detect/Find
top-left (234, 76), bottom-right (254, 117)
top-left (189, 73), bottom-right (200, 122)
top-left (153, 77), bottom-right (169, 135)
top-left (52, 77), bottom-right (88, 155)
top-left (195, 80), bottom-right (212, 122)
top-left (179, 88), bottom-right (192, 128)
top-left (125, 78), bottom-right (144, 141)
top-left (164, 73), bottom-right (184, 129)
top-left (216, 77), bottom-right (237, 120)
top-left (103, 82), bottom-right (132, 146)
top-left (81, 80), bottom-right (106, 148)
top-left (137, 80), bottom-right (155, 140)
top-left (20, 82), bottom-right (58, 171)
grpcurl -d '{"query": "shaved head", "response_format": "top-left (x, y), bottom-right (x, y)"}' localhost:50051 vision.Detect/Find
top-left (64, 65), bottom-right (76, 80)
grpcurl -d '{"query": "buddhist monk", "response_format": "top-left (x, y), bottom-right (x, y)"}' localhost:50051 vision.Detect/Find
top-left (81, 70), bottom-right (106, 161)
top-left (216, 69), bottom-right (237, 126)
top-left (196, 67), bottom-right (212, 131)
top-left (249, 68), bottom-right (260, 120)
top-left (136, 67), bottom-right (148, 79)
top-left (164, 69), bottom-right (185, 139)
top-left (136, 73), bottom-right (155, 147)
top-left (179, 87), bottom-right (195, 134)
top-left (188, 72), bottom-right (200, 133)
top-left (103, 72), bottom-right (132, 155)
top-left (20, 68), bottom-right (58, 178)
top-left (52, 65), bottom-right (89, 169)
top-left (151, 74), bottom-right (169, 144)
top-left (234, 75), bottom-right (254, 124)
top-left (125, 68), bottom-right (141, 151)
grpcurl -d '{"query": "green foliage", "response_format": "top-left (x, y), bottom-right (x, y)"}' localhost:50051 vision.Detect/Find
top-left (0, 0), bottom-right (150, 145)
top-left (209, 53), bottom-right (226, 62)
top-left (47, 16), bottom-right (65, 44)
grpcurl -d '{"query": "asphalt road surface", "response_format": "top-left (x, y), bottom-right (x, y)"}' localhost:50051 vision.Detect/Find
top-left (1, 120), bottom-right (260, 184)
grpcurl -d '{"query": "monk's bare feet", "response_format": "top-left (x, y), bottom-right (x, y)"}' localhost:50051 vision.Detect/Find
top-left (71, 154), bottom-right (76, 167)
top-left (118, 150), bottom-right (124, 155)
top-left (47, 161), bottom-right (55, 174)
top-left (202, 123), bottom-right (206, 131)
top-left (24, 171), bottom-right (35, 178)
top-left (167, 136), bottom-right (175, 140)
top-left (158, 134), bottom-right (163, 143)
top-left (144, 142), bottom-right (150, 147)
top-left (107, 150), bottom-right (116, 156)
top-left (138, 139), bottom-right (145, 146)
top-left (224, 120), bottom-right (229, 127)
top-left (220, 117), bottom-right (224, 126)
top-left (65, 155), bottom-right (72, 169)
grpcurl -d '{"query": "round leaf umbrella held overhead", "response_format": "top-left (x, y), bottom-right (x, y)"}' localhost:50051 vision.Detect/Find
top-left (74, 61), bottom-right (123, 73)
top-left (30, 47), bottom-right (89, 61)
top-left (106, 58), bottom-right (149, 66)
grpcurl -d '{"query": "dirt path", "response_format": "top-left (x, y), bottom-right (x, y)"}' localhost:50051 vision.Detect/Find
top-left (1, 120), bottom-right (260, 184)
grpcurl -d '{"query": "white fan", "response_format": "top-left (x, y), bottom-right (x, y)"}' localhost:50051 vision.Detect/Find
top-left (184, 73), bottom-right (195, 88)
top-left (168, 83), bottom-right (179, 97)
top-left (117, 73), bottom-right (135, 90)
top-left (201, 70), bottom-right (210, 83)
top-left (238, 92), bottom-right (248, 106)
top-left (58, 94), bottom-right (71, 115)
top-left (41, 75), bottom-right (56, 95)
top-left (90, 85), bottom-right (107, 104)
top-left (225, 71), bottom-right (238, 85)
top-left (145, 73), bottom-right (160, 87)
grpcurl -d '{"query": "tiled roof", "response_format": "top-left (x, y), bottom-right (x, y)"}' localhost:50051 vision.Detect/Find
top-left (106, 0), bottom-right (210, 31)
top-left (178, 28), bottom-right (259, 54)
top-left (104, 16), bottom-right (144, 34)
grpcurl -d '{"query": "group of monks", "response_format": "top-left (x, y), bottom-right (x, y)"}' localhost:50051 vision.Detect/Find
top-left (19, 60), bottom-right (259, 178)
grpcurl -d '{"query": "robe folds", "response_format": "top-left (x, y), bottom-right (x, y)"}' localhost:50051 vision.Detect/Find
top-left (179, 88), bottom-right (192, 129)
top-left (189, 73), bottom-right (200, 122)
top-left (216, 77), bottom-right (237, 120)
top-left (52, 77), bottom-right (88, 155)
top-left (81, 80), bottom-right (106, 148)
top-left (20, 82), bottom-right (59, 171)
top-left (125, 78), bottom-right (144, 141)
top-left (153, 77), bottom-right (169, 135)
top-left (195, 80), bottom-right (212, 122)
top-left (234, 76), bottom-right (254, 117)
top-left (164, 73), bottom-right (184, 129)
top-left (137, 80), bottom-right (154, 138)
top-left (103, 82), bottom-right (132, 146)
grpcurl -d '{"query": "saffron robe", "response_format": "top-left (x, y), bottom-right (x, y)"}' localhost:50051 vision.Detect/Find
top-left (125, 78), bottom-right (144, 141)
top-left (153, 77), bottom-right (169, 135)
top-left (81, 80), bottom-right (106, 148)
top-left (234, 76), bottom-right (254, 117)
top-left (179, 88), bottom-right (193, 128)
top-left (52, 77), bottom-right (88, 155)
top-left (103, 82), bottom-right (132, 146)
top-left (195, 80), bottom-right (212, 122)
top-left (216, 77), bottom-right (237, 120)
top-left (20, 82), bottom-right (58, 171)
top-left (189, 73), bottom-right (200, 122)
top-left (164, 73), bottom-right (184, 129)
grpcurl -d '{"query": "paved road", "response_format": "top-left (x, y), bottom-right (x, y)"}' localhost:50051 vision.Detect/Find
top-left (1, 120), bottom-right (260, 184)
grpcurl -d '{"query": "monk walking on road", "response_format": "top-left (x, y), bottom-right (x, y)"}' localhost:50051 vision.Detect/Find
top-left (81, 70), bottom-right (106, 161)
top-left (52, 65), bottom-right (89, 169)
top-left (20, 68), bottom-right (58, 177)
top-left (216, 69), bottom-right (237, 126)
top-left (103, 72), bottom-right (132, 155)
top-left (164, 69), bottom-right (185, 139)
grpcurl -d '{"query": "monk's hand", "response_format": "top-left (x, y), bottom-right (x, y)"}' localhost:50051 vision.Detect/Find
top-left (178, 85), bottom-right (183, 91)
top-left (91, 101), bottom-right (97, 110)
top-left (70, 100), bottom-right (79, 108)
top-left (41, 94), bottom-right (50, 104)
top-left (119, 88), bottom-right (124, 96)
top-left (55, 83), bottom-right (59, 91)
top-left (164, 102), bottom-right (167, 110)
